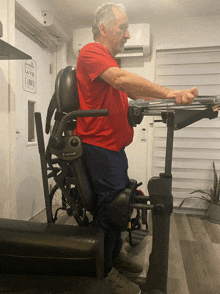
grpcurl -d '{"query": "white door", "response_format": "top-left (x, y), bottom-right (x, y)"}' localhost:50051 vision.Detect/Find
top-left (15, 28), bottom-right (52, 220)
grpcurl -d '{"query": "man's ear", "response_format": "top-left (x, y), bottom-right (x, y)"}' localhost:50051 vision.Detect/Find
top-left (99, 24), bottom-right (107, 37)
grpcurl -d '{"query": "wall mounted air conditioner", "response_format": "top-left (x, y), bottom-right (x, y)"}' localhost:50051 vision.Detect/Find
top-left (15, 1), bottom-right (70, 50)
top-left (117, 23), bottom-right (150, 57)
top-left (72, 23), bottom-right (150, 58)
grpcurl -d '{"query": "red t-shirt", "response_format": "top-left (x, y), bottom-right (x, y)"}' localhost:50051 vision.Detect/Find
top-left (75, 43), bottom-right (133, 151)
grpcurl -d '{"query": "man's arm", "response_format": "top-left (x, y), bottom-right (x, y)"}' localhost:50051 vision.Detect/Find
top-left (99, 67), bottom-right (198, 105)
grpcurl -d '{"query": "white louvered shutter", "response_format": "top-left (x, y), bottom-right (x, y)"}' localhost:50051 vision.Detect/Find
top-left (153, 47), bottom-right (220, 204)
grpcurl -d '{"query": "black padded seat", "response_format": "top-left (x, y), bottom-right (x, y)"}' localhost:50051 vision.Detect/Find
top-left (0, 218), bottom-right (104, 278)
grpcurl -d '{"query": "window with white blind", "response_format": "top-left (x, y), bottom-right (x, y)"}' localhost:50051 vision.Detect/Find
top-left (153, 46), bottom-right (220, 205)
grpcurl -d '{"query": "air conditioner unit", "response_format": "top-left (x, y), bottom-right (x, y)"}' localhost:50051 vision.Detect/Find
top-left (117, 23), bottom-right (150, 58)
top-left (72, 23), bottom-right (150, 58)
top-left (15, 2), bottom-right (70, 50)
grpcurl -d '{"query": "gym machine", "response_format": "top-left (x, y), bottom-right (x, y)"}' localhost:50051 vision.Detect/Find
top-left (128, 95), bottom-right (219, 293)
top-left (1, 62), bottom-right (219, 294)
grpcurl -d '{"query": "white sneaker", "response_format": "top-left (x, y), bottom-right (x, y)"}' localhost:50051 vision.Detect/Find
top-left (105, 267), bottom-right (141, 294)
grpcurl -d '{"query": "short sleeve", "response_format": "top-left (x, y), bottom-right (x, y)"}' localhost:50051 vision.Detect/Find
top-left (77, 43), bottom-right (119, 81)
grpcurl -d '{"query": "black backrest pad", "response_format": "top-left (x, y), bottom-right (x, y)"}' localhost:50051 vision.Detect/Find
top-left (59, 66), bottom-right (79, 113)
top-left (45, 66), bottom-right (79, 134)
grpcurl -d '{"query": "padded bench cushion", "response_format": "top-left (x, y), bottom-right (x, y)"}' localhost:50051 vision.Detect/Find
top-left (0, 218), bottom-right (104, 278)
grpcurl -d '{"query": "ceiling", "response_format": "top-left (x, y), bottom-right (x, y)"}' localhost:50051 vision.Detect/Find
top-left (47, 0), bottom-right (220, 31)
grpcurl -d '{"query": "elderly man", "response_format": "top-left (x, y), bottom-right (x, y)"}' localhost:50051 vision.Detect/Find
top-left (75, 3), bottom-right (198, 294)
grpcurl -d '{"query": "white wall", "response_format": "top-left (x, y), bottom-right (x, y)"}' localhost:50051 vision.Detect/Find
top-left (16, 0), bottom-right (66, 94)
top-left (13, 0), bottom-right (71, 221)
top-left (16, 0), bottom-right (53, 23)
top-left (152, 15), bottom-right (220, 49)
top-left (15, 29), bottom-right (52, 220)
top-left (51, 43), bottom-right (69, 88)
top-left (0, 0), bottom-right (17, 218)
top-left (14, 0), bottom-right (56, 220)
top-left (0, 0), bottom-right (56, 220)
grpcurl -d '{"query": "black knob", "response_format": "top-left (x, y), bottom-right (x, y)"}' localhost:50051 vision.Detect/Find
top-left (49, 136), bottom-right (61, 149)
top-left (69, 137), bottom-right (79, 147)
top-left (154, 204), bottom-right (165, 215)
top-left (130, 218), bottom-right (141, 230)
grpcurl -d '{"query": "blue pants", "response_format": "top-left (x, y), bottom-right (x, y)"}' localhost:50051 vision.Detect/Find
top-left (82, 143), bottom-right (130, 276)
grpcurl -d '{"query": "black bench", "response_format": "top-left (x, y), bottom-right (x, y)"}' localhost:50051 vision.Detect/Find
top-left (0, 218), bottom-right (104, 278)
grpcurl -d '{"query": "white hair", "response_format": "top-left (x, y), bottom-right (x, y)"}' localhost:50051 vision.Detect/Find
top-left (92, 3), bottom-right (126, 40)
